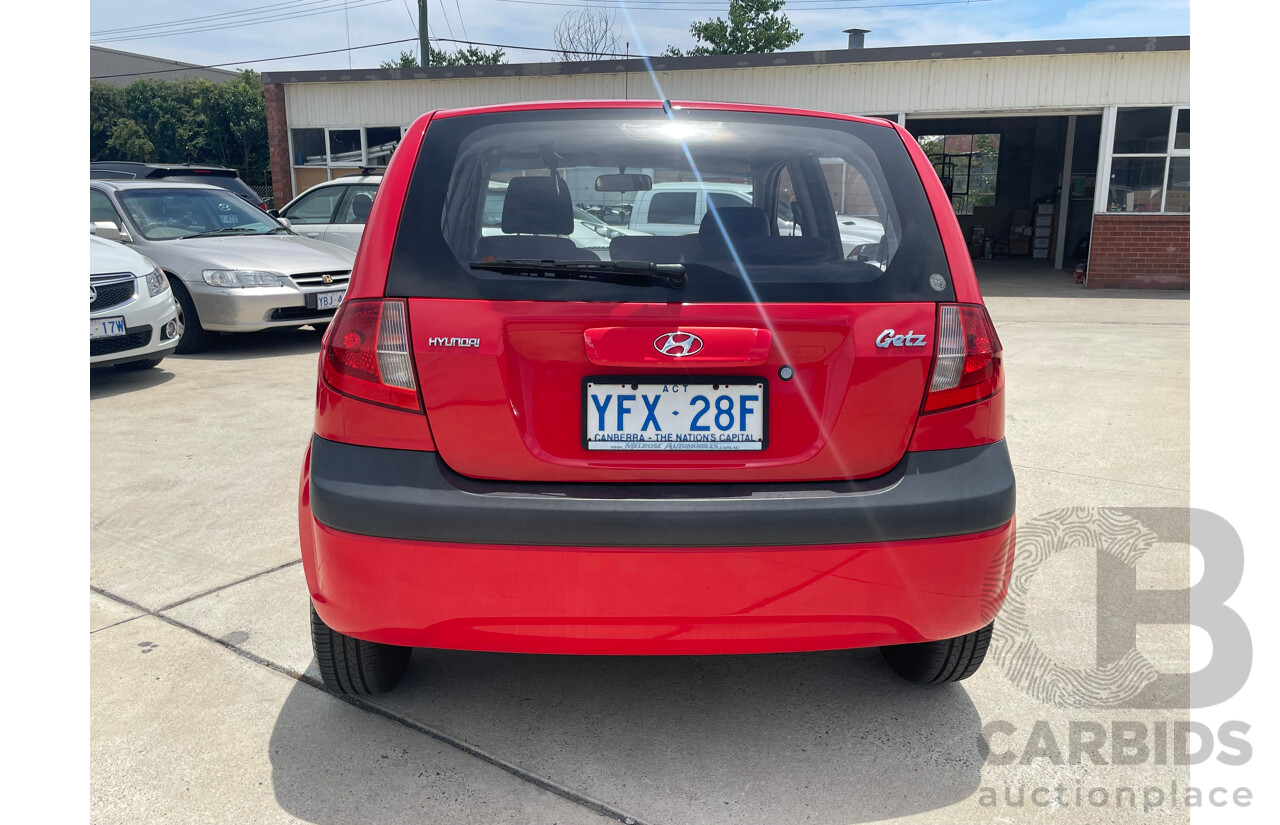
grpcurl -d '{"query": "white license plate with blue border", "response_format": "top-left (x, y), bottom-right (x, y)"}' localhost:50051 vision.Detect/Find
top-left (584, 378), bottom-right (767, 451)
top-left (90, 316), bottom-right (127, 339)
top-left (316, 290), bottom-right (345, 310)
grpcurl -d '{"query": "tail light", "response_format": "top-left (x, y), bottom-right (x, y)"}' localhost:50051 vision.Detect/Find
top-left (924, 304), bottom-right (1002, 412)
top-left (321, 299), bottom-right (421, 411)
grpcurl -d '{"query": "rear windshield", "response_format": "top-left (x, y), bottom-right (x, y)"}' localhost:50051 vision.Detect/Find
top-left (387, 108), bottom-right (954, 303)
top-left (158, 174), bottom-right (262, 205)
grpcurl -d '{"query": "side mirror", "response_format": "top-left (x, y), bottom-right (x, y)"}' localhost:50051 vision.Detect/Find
top-left (267, 208), bottom-right (282, 218)
top-left (276, 217), bottom-right (293, 230)
top-left (92, 221), bottom-right (130, 243)
top-left (88, 222), bottom-right (97, 235)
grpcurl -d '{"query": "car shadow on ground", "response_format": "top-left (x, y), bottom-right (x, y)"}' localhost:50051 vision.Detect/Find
top-left (89, 365), bottom-right (176, 400)
top-left (176, 325), bottom-right (325, 362)
top-left (269, 649), bottom-right (983, 825)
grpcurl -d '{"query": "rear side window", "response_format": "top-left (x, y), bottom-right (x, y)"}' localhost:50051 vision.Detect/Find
top-left (648, 192), bottom-right (696, 225)
top-left (388, 109), bottom-right (953, 303)
top-left (160, 174), bottom-right (262, 205)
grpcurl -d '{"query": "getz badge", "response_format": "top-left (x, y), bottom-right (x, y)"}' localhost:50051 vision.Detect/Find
top-left (875, 329), bottom-right (928, 348)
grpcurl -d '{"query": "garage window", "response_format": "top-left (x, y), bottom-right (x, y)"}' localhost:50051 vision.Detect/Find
top-left (1106, 107), bottom-right (1189, 214)
top-left (917, 134), bottom-right (999, 216)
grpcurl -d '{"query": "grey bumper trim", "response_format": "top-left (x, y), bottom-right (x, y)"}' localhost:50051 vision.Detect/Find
top-left (308, 436), bottom-right (1015, 547)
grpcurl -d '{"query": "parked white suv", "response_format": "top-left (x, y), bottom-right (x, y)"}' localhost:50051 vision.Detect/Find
top-left (628, 181), bottom-right (884, 257)
top-left (274, 173), bottom-right (382, 253)
top-left (90, 233), bottom-right (180, 370)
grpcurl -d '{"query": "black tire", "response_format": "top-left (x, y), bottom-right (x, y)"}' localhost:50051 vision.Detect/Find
top-left (310, 602), bottom-right (411, 695)
top-left (113, 357), bottom-right (163, 371)
top-left (169, 280), bottom-right (214, 354)
top-left (880, 621), bottom-right (994, 684)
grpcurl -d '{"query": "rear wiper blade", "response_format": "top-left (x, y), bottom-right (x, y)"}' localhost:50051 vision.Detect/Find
top-left (469, 259), bottom-right (686, 289)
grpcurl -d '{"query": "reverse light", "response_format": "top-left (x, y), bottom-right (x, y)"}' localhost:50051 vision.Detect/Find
top-left (321, 299), bottom-right (420, 411)
top-left (202, 269), bottom-right (283, 288)
top-left (923, 304), bottom-right (1002, 412)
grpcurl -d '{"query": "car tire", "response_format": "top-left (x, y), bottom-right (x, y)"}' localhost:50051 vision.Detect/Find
top-left (169, 280), bottom-right (214, 354)
top-left (879, 621), bottom-right (994, 684)
top-left (113, 357), bottom-right (163, 371)
top-left (310, 602), bottom-right (411, 695)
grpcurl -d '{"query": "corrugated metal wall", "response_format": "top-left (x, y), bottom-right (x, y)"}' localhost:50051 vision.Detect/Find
top-left (283, 51), bottom-right (1189, 127)
top-left (90, 47), bottom-right (240, 87)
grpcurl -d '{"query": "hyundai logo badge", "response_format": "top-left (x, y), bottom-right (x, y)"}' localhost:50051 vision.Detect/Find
top-left (654, 332), bottom-right (704, 357)
top-left (90, 286), bottom-right (98, 304)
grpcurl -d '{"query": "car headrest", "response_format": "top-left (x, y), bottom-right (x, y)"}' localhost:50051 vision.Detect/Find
top-left (699, 206), bottom-right (769, 239)
top-left (501, 176), bottom-right (573, 235)
top-left (351, 193), bottom-right (373, 221)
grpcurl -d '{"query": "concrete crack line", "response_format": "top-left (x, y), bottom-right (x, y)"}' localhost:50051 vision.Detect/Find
top-left (88, 584), bottom-right (651, 825)
top-left (156, 558), bottom-right (304, 613)
top-left (1011, 463), bottom-right (1190, 493)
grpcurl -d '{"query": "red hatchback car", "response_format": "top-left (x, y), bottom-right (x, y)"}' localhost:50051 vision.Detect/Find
top-left (299, 100), bottom-right (1015, 695)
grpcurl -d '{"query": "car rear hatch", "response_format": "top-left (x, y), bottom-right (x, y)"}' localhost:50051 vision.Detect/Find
top-left (386, 106), bottom-right (956, 483)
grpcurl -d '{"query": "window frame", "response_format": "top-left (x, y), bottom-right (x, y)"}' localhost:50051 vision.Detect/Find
top-left (282, 184), bottom-right (344, 225)
top-left (289, 125), bottom-right (407, 198)
top-left (1097, 105), bottom-right (1189, 215)
top-left (916, 133), bottom-right (1000, 216)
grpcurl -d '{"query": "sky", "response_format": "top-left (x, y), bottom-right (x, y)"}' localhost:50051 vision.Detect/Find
top-left (88, 0), bottom-right (1191, 75)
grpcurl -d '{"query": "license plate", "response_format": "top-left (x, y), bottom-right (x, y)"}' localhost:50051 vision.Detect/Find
top-left (90, 316), bottom-right (127, 339)
top-left (585, 378), bottom-right (767, 451)
top-left (315, 290), bottom-right (345, 310)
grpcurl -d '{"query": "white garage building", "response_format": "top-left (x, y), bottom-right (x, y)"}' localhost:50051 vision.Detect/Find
top-left (263, 35), bottom-right (1190, 288)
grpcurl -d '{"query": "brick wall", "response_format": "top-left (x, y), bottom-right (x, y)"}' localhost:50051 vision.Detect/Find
top-left (1087, 214), bottom-right (1190, 289)
top-left (264, 83), bottom-right (292, 208)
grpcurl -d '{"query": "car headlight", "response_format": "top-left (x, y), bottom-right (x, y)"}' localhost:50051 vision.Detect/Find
top-left (143, 260), bottom-right (170, 297)
top-left (589, 224), bottom-right (622, 239)
top-left (201, 269), bottom-right (284, 288)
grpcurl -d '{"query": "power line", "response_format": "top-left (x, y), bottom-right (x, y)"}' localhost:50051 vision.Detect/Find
top-left (453, 0), bottom-right (470, 43)
top-left (488, 0), bottom-right (994, 9)
top-left (90, 0), bottom-right (394, 44)
top-left (91, 0), bottom-right (334, 37)
top-left (435, 0), bottom-right (456, 41)
top-left (89, 35), bottom-right (662, 79)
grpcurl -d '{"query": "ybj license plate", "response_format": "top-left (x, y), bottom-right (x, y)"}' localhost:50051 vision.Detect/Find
top-left (584, 378), bottom-right (766, 451)
top-left (315, 290), bottom-right (345, 310)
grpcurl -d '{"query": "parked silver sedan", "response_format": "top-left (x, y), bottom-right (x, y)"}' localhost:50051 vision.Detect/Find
top-left (90, 180), bottom-right (355, 353)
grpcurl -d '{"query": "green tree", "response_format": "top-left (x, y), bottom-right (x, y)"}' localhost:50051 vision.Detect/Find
top-left (379, 46), bottom-right (506, 68)
top-left (106, 118), bottom-right (155, 161)
top-left (88, 70), bottom-right (273, 187)
top-left (664, 0), bottom-right (801, 57)
top-left (90, 81), bottom-right (125, 160)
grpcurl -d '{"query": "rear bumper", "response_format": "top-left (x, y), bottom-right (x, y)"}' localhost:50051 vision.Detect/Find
top-left (300, 438), bottom-right (1016, 653)
top-left (308, 436), bottom-right (1015, 547)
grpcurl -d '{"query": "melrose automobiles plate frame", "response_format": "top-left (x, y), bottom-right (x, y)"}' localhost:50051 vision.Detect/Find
top-left (582, 375), bottom-right (770, 452)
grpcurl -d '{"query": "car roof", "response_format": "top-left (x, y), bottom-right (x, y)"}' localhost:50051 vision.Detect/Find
top-left (92, 180), bottom-right (227, 192)
top-left (91, 161), bottom-right (236, 172)
top-left (310, 174), bottom-right (384, 187)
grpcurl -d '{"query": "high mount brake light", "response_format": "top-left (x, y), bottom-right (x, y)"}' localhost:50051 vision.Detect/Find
top-left (322, 299), bottom-right (421, 411)
top-left (924, 304), bottom-right (1002, 413)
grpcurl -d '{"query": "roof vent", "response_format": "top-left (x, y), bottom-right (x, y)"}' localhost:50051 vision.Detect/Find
top-left (844, 28), bottom-right (870, 50)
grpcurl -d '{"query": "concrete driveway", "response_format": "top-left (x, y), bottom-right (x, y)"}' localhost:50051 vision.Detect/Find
top-left (91, 268), bottom-right (1191, 824)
